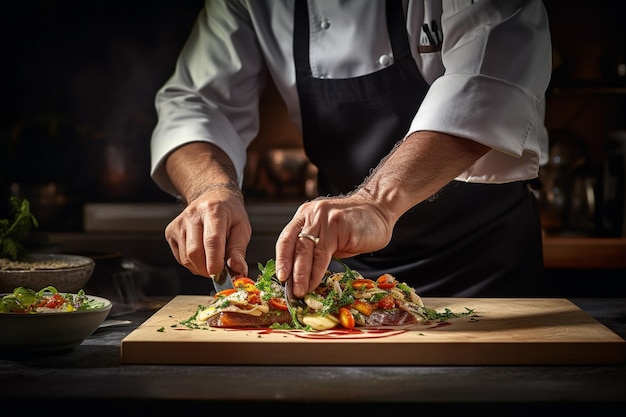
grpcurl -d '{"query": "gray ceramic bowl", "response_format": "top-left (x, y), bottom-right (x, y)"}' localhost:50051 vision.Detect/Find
top-left (0, 253), bottom-right (95, 293)
top-left (0, 293), bottom-right (112, 354)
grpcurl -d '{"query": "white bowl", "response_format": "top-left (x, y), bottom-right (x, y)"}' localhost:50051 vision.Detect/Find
top-left (0, 253), bottom-right (95, 293)
top-left (0, 293), bottom-right (112, 355)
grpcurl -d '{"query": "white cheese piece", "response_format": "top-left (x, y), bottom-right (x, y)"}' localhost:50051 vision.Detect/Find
top-left (300, 313), bottom-right (339, 330)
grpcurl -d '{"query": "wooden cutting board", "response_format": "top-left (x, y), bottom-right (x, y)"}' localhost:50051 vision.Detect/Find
top-left (120, 296), bottom-right (625, 365)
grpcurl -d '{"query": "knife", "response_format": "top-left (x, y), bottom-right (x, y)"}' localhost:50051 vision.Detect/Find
top-left (211, 266), bottom-right (234, 293)
top-left (284, 278), bottom-right (306, 329)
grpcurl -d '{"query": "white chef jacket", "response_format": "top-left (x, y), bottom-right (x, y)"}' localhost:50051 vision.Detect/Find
top-left (150, 0), bottom-right (552, 198)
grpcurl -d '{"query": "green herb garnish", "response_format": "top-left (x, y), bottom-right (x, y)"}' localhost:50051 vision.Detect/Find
top-left (0, 197), bottom-right (38, 261)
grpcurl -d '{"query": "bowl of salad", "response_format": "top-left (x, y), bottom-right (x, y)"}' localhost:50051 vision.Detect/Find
top-left (0, 286), bottom-right (112, 355)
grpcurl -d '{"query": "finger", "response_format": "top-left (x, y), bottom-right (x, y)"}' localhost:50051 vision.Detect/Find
top-left (307, 237), bottom-right (333, 294)
top-left (166, 206), bottom-right (218, 278)
top-left (275, 217), bottom-right (304, 283)
top-left (291, 230), bottom-right (316, 297)
top-left (294, 224), bottom-right (335, 297)
top-left (178, 216), bottom-right (211, 277)
top-left (166, 219), bottom-right (204, 276)
top-left (225, 221), bottom-right (252, 278)
top-left (291, 204), bottom-right (328, 296)
top-left (225, 257), bottom-right (247, 278)
top-left (304, 204), bottom-right (330, 293)
top-left (200, 212), bottom-right (228, 278)
top-left (164, 224), bottom-right (181, 265)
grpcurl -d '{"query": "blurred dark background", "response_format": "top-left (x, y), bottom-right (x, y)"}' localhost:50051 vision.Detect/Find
top-left (0, 0), bottom-right (205, 230)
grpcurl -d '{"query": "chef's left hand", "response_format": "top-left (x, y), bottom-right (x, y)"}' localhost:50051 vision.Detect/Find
top-left (275, 194), bottom-right (395, 298)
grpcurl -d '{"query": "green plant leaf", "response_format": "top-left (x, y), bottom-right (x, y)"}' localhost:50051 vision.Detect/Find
top-left (0, 197), bottom-right (39, 261)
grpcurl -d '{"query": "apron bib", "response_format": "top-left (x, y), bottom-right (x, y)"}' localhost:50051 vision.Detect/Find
top-left (293, 0), bottom-right (547, 297)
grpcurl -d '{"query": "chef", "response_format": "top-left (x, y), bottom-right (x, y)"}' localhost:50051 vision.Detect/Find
top-left (150, 0), bottom-right (554, 298)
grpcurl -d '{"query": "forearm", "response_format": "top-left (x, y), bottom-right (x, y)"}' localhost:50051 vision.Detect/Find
top-left (353, 131), bottom-right (489, 224)
top-left (164, 142), bottom-right (242, 204)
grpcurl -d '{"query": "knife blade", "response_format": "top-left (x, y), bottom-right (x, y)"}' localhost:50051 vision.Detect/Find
top-left (284, 278), bottom-right (306, 329)
top-left (211, 266), bottom-right (234, 292)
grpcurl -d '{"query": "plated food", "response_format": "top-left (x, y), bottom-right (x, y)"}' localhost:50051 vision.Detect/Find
top-left (184, 259), bottom-right (473, 331)
top-left (0, 286), bottom-right (112, 355)
top-left (0, 286), bottom-right (107, 313)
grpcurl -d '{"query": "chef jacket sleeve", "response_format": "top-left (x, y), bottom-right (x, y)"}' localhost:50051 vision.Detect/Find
top-left (408, 0), bottom-right (552, 182)
top-left (150, 0), bottom-right (266, 198)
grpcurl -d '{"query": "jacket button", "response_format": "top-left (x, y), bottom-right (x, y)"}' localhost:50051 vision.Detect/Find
top-left (320, 18), bottom-right (330, 30)
top-left (378, 55), bottom-right (392, 67)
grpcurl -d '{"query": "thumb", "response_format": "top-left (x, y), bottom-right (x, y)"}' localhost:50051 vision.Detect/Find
top-left (226, 252), bottom-right (249, 278)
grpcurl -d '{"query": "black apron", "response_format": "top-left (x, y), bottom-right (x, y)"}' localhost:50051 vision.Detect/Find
top-left (293, 0), bottom-right (549, 297)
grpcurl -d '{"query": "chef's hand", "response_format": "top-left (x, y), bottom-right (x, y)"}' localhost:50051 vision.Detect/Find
top-left (163, 141), bottom-right (252, 280)
top-left (273, 132), bottom-right (490, 298)
top-left (275, 194), bottom-right (395, 298)
top-left (165, 187), bottom-right (251, 279)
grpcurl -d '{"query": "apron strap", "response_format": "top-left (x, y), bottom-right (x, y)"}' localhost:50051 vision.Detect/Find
top-left (293, 0), bottom-right (311, 77)
top-left (385, 0), bottom-right (412, 60)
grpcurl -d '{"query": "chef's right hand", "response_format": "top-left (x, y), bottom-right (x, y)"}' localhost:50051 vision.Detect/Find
top-left (164, 185), bottom-right (252, 280)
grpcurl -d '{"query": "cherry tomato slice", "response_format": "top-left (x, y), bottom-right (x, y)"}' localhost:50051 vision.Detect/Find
top-left (339, 307), bottom-right (355, 329)
top-left (233, 277), bottom-right (256, 288)
top-left (269, 297), bottom-right (289, 311)
top-left (351, 299), bottom-right (373, 316)
top-left (378, 294), bottom-right (396, 309)
top-left (43, 293), bottom-right (67, 309)
top-left (233, 277), bottom-right (259, 294)
top-left (352, 279), bottom-right (375, 290)
top-left (376, 273), bottom-right (397, 289)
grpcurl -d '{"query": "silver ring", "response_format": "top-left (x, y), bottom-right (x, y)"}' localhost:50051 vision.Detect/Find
top-left (297, 232), bottom-right (319, 246)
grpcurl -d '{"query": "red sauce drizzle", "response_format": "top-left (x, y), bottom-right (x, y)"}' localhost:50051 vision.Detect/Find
top-left (223, 326), bottom-right (411, 340)
top-left (177, 321), bottom-right (453, 338)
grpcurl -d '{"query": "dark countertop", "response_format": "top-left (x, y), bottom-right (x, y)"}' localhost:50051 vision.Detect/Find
top-left (1, 298), bottom-right (625, 414)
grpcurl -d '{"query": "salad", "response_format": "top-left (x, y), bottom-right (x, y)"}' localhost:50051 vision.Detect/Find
top-left (0, 286), bottom-right (105, 313)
